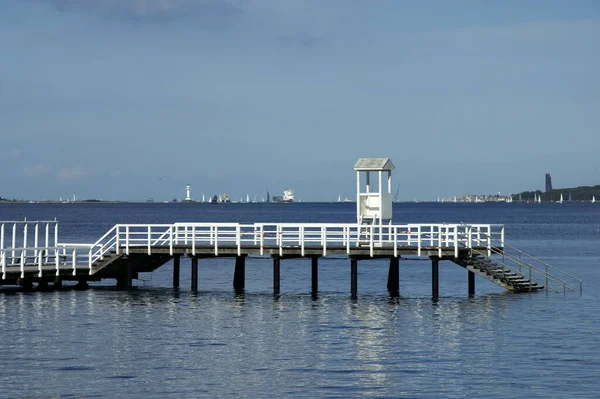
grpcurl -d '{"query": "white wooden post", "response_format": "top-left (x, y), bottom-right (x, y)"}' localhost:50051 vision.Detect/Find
top-left (300, 226), bottom-right (305, 257)
top-left (214, 226), bottom-right (219, 256)
top-left (20, 249), bottom-right (25, 278)
top-left (147, 226), bottom-right (151, 255)
top-left (34, 223), bottom-right (39, 259)
top-left (72, 248), bottom-right (76, 276)
top-left (12, 223), bottom-right (16, 262)
top-left (38, 250), bottom-right (43, 277)
top-left (88, 247), bottom-right (93, 275)
top-left (45, 223), bottom-right (50, 263)
top-left (125, 225), bottom-right (130, 255)
top-left (393, 226), bottom-right (398, 257)
top-left (322, 226), bottom-right (327, 257)
top-left (237, 225), bottom-right (241, 256)
top-left (23, 223), bottom-right (28, 265)
top-left (1, 250), bottom-right (6, 280)
top-left (115, 225), bottom-right (120, 255)
top-left (192, 225), bottom-right (196, 256)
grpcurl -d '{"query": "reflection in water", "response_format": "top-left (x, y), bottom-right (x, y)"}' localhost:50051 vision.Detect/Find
top-left (0, 284), bottom-right (598, 397)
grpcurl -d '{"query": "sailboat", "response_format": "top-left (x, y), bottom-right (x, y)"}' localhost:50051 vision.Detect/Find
top-left (592, 196), bottom-right (596, 204)
top-left (337, 195), bottom-right (341, 202)
top-left (558, 193), bottom-right (563, 204)
top-left (246, 194), bottom-right (250, 203)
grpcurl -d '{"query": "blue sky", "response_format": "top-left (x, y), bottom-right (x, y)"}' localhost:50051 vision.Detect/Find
top-left (1, 0), bottom-right (599, 201)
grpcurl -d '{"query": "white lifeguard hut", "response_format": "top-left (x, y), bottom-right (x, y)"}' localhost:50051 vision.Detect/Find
top-left (354, 158), bottom-right (395, 227)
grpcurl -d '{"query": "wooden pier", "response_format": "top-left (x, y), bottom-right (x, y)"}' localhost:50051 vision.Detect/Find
top-left (0, 220), bottom-right (582, 297)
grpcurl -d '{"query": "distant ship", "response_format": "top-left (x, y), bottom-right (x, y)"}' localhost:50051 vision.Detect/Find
top-left (283, 189), bottom-right (295, 203)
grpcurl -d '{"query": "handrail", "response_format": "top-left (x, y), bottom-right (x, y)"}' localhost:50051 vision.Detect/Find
top-left (471, 247), bottom-right (563, 293)
top-left (499, 240), bottom-right (582, 290)
top-left (485, 246), bottom-right (572, 289)
top-left (464, 229), bottom-right (582, 293)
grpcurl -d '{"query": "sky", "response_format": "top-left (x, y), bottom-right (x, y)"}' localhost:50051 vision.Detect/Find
top-left (1, 0), bottom-right (599, 202)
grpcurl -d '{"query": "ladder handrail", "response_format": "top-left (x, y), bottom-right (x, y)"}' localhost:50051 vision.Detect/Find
top-left (485, 246), bottom-right (574, 290)
top-left (471, 247), bottom-right (566, 293)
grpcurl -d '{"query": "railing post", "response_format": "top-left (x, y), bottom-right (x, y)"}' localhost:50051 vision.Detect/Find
top-left (278, 226), bottom-right (282, 257)
top-left (1, 250), bottom-right (5, 280)
top-left (34, 223), bottom-right (39, 259)
top-left (0, 224), bottom-right (4, 259)
top-left (417, 225), bottom-right (422, 257)
top-left (322, 226), bottom-right (327, 257)
top-left (147, 226), bottom-right (151, 255)
top-left (45, 222), bottom-right (50, 263)
top-left (55, 248), bottom-right (60, 276)
top-left (487, 231), bottom-right (492, 257)
top-left (23, 223), bottom-right (28, 265)
top-left (20, 249), bottom-right (25, 278)
top-left (38, 250), bottom-right (43, 277)
top-left (393, 226), bottom-right (398, 257)
top-left (115, 225), bottom-right (120, 255)
top-left (259, 225), bottom-right (264, 256)
top-left (192, 225), bottom-right (196, 256)
top-left (369, 226), bottom-right (374, 257)
top-left (214, 226), bottom-right (219, 256)
top-left (438, 226), bottom-right (442, 258)
top-left (72, 248), bottom-right (76, 276)
top-left (125, 225), bottom-right (130, 255)
top-left (454, 226), bottom-right (459, 258)
top-left (237, 225), bottom-right (241, 256)
top-left (300, 226), bottom-right (305, 257)
top-left (12, 223), bottom-right (16, 262)
top-left (88, 247), bottom-right (93, 275)
top-left (169, 226), bottom-right (173, 256)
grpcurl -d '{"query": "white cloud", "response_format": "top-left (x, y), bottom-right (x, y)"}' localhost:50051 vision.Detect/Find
top-left (23, 163), bottom-right (52, 177)
top-left (58, 166), bottom-right (88, 180)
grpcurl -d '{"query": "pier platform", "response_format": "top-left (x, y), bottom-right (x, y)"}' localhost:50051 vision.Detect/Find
top-left (0, 220), bottom-right (582, 297)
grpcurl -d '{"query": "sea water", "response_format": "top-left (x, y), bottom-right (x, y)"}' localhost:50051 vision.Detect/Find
top-left (0, 202), bottom-right (599, 398)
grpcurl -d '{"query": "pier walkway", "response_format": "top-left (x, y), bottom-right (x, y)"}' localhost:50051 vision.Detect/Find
top-left (0, 220), bottom-right (582, 297)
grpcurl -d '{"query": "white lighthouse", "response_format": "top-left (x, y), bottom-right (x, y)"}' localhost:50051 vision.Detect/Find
top-left (185, 184), bottom-right (191, 202)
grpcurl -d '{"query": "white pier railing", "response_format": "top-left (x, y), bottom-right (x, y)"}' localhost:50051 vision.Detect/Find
top-left (98, 222), bottom-right (503, 259)
top-left (0, 221), bottom-right (505, 279)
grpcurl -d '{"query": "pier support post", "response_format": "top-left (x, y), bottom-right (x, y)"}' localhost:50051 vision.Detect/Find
top-left (387, 257), bottom-right (400, 295)
top-left (53, 277), bottom-right (62, 289)
top-left (432, 258), bottom-right (439, 301)
top-left (75, 279), bottom-right (89, 290)
top-left (126, 262), bottom-right (134, 290)
top-left (191, 257), bottom-right (198, 292)
top-left (273, 257), bottom-right (281, 295)
top-left (350, 258), bottom-right (358, 299)
top-left (311, 256), bottom-right (319, 294)
top-left (173, 255), bottom-right (181, 289)
top-left (468, 270), bottom-right (475, 296)
top-left (233, 255), bottom-right (246, 291)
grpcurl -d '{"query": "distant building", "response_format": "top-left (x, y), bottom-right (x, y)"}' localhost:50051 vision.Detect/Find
top-left (545, 174), bottom-right (553, 192)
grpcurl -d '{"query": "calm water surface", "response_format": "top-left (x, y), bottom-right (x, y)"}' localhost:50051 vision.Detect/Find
top-left (1, 202), bottom-right (599, 398)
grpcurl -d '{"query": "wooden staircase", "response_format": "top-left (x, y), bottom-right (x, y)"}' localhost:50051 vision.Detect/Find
top-left (453, 253), bottom-right (544, 292)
